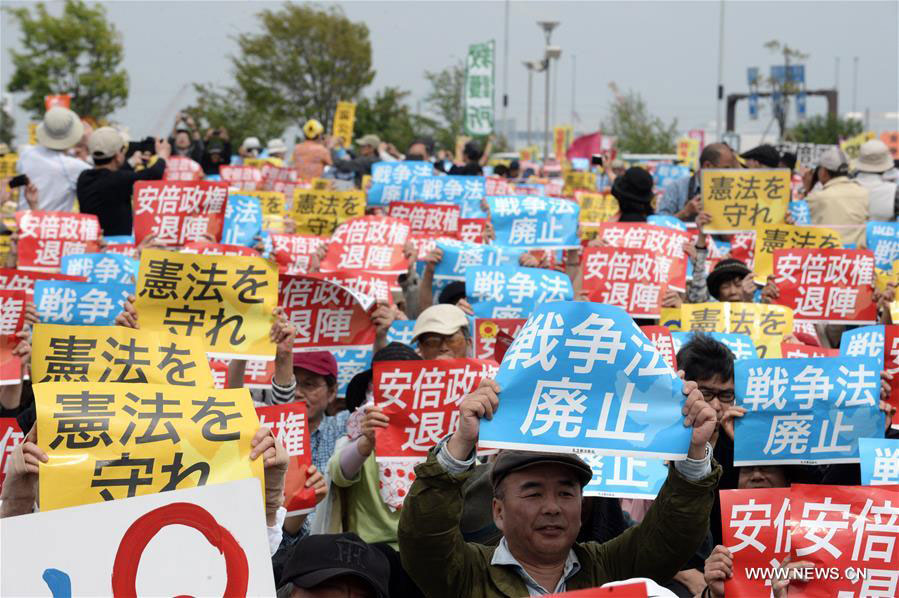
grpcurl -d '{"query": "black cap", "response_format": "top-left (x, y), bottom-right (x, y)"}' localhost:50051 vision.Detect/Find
top-left (345, 342), bottom-right (421, 412)
top-left (438, 280), bottom-right (467, 305)
top-left (489, 450), bottom-right (593, 490)
top-left (611, 167), bottom-right (655, 206)
top-left (279, 533), bottom-right (389, 597)
top-left (706, 258), bottom-right (752, 300)
top-left (740, 144), bottom-right (781, 168)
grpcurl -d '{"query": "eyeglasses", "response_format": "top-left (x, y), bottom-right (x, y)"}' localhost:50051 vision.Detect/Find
top-left (297, 378), bottom-right (327, 392)
top-left (418, 331), bottom-right (466, 351)
top-left (698, 386), bottom-right (736, 404)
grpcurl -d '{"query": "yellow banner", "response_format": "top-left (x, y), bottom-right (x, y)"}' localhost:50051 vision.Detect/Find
top-left (840, 131), bottom-right (876, 160)
top-left (0, 154), bottom-right (18, 178)
top-left (291, 188), bottom-right (365, 236)
top-left (28, 123), bottom-right (38, 146)
top-left (36, 382), bottom-right (262, 510)
top-left (134, 249), bottom-right (278, 359)
top-left (31, 324), bottom-right (214, 387)
top-left (519, 145), bottom-right (540, 162)
top-left (677, 138), bottom-right (700, 170)
top-left (554, 125), bottom-right (573, 163)
top-left (752, 223), bottom-right (842, 283)
top-left (239, 190), bottom-right (286, 232)
top-left (701, 168), bottom-right (791, 233)
top-left (563, 170), bottom-right (596, 197)
top-left (242, 157), bottom-right (268, 169)
top-left (331, 101), bottom-right (356, 147)
top-left (577, 192), bottom-right (620, 240)
top-left (681, 302), bottom-right (793, 358)
top-left (876, 262), bottom-right (899, 293)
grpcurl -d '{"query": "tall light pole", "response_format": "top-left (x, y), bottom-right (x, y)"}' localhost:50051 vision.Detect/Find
top-left (853, 56), bottom-right (859, 113)
top-left (537, 20), bottom-right (559, 160)
top-left (714, 0), bottom-right (725, 142)
top-left (502, 0), bottom-right (510, 141)
top-left (523, 61), bottom-right (540, 146)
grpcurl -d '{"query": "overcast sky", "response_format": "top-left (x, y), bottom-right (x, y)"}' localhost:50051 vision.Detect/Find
top-left (2, 0), bottom-right (898, 149)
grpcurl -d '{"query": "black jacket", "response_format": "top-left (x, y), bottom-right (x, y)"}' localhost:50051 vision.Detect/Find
top-left (76, 159), bottom-right (166, 236)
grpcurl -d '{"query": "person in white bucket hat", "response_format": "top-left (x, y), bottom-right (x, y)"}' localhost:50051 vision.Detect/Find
top-left (853, 139), bottom-right (899, 222)
top-left (17, 107), bottom-right (90, 211)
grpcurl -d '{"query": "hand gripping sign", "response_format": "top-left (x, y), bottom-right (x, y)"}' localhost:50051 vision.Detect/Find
top-left (478, 301), bottom-right (691, 459)
top-left (135, 249), bottom-right (278, 359)
top-left (733, 356), bottom-right (883, 466)
top-left (256, 402), bottom-right (315, 516)
top-left (133, 180), bottom-right (229, 247)
top-left (35, 382), bottom-right (264, 511)
top-left (0, 289), bottom-right (26, 385)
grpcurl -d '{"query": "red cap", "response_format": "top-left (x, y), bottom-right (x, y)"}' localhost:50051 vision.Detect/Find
top-left (292, 351), bottom-right (338, 377)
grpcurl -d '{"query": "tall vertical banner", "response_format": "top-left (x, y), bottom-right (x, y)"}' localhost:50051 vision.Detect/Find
top-left (464, 40), bottom-right (495, 136)
top-left (331, 101), bottom-right (356, 147)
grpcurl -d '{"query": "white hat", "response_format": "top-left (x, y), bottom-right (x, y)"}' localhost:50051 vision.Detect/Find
top-left (412, 304), bottom-right (469, 341)
top-left (36, 107), bottom-right (84, 150)
top-left (856, 140), bottom-right (894, 173)
top-left (818, 147), bottom-right (849, 172)
top-left (88, 127), bottom-right (125, 160)
top-left (267, 138), bottom-right (288, 154)
top-left (242, 137), bottom-right (261, 151)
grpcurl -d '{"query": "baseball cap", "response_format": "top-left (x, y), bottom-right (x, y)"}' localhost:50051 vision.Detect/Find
top-left (293, 351), bottom-right (338, 377)
top-left (36, 107), bottom-right (84, 151)
top-left (279, 532), bottom-right (389, 598)
top-left (490, 450), bottom-right (593, 490)
top-left (411, 304), bottom-right (469, 341)
top-left (818, 147), bottom-right (849, 172)
top-left (88, 127), bottom-right (125, 160)
top-left (355, 134), bottom-right (381, 148)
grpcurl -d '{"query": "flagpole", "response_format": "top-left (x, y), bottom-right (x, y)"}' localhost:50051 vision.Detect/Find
top-left (571, 54), bottom-right (576, 131)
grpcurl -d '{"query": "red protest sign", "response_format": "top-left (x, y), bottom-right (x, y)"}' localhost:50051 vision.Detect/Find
top-left (208, 358), bottom-right (229, 389)
top-left (388, 202), bottom-right (460, 237)
top-left (774, 248), bottom-right (876, 324)
top-left (581, 246), bottom-right (668, 318)
top-left (256, 402), bottom-right (316, 516)
top-left (311, 271), bottom-right (395, 306)
top-left (243, 359), bottom-right (276, 389)
top-left (0, 418), bottom-right (24, 494)
top-left (260, 164), bottom-right (302, 198)
top-left (270, 233), bottom-right (326, 275)
top-left (0, 290), bottom-right (26, 385)
top-left (459, 218), bottom-right (487, 243)
top-left (0, 269), bottom-right (85, 297)
top-left (485, 176), bottom-right (513, 196)
top-left (729, 232), bottom-right (756, 267)
top-left (720, 487), bottom-right (791, 597)
top-left (163, 156), bottom-right (203, 181)
top-left (640, 325), bottom-right (677, 370)
top-left (278, 274), bottom-right (375, 352)
top-left (790, 483), bottom-right (899, 598)
top-left (781, 343), bottom-right (839, 358)
top-left (319, 216), bottom-right (410, 275)
top-left (219, 165), bottom-right (262, 190)
top-left (547, 584), bottom-right (648, 597)
top-left (133, 180), bottom-right (228, 246)
top-left (473, 318), bottom-right (525, 361)
top-left (181, 242), bottom-right (259, 257)
top-left (598, 222), bottom-right (689, 291)
top-left (409, 235), bottom-right (459, 261)
top-left (14, 211), bottom-right (101, 271)
top-left (44, 94), bottom-right (71, 110)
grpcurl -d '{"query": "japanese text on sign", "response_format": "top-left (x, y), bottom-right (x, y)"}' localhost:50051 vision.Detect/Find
top-left (701, 169), bottom-right (791, 233)
top-left (133, 180), bottom-right (229, 246)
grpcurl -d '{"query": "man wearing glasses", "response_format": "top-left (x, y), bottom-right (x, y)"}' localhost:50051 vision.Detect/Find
top-left (410, 304), bottom-right (472, 360)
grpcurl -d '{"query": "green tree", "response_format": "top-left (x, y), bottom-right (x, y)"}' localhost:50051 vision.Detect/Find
top-left (5, 0), bottom-right (129, 119)
top-left (354, 87), bottom-right (436, 153)
top-left (185, 83), bottom-right (288, 148)
top-left (602, 83), bottom-right (677, 154)
top-left (423, 61), bottom-right (465, 151)
top-left (232, 4), bottom-right (374, 131)
top-left (785, 114), bottom-right (864, 144)
top-left (0, 99), bottom-right (14, 148)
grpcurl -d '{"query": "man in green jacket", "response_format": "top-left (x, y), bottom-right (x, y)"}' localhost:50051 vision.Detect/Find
top-left (398, 378), bottom-right (722, 597)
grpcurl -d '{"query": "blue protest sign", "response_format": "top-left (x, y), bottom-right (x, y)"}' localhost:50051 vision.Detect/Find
top-left (652, 164), bottom-right (691, 190)
top-left (407, 175), bottom-right (486, 203)
top-left (866, 221), bottom-right (899, 269)
top-left (788, 200), bottom-right (811, 225)
top-left (487, 196), bottom-right (579, 250)
top-left (34, 280), bottom-right (133, 326)
top-left (581, 453), bottom-right (669, 499)
top-left (859, 437), bottom-right (899, 485)
top-left (104, 235), bottom-right (134, 245)
top-left (671, 331), bottom-right (757, 361)
top-left (466, 266), bottom-right (573, 319)
top-left (386, 320), bottom-right (417, 346)
top-left (60, 253), bottom-right (138, 284)
top-left (367, 161), bottom-right (433, 205)
top-left (222, 194), bottom-right (262, 247)
top-left (839, 324), bottom-right (885, 365)
top-left (433, 241), bottom-right (523, 281)
top-left (478, 301), bottom-right (690, 458)
top-left (334, 348), bottom-right (374, 397)
top-left (734, 356), bottom-right (884, 465)
top-left (647, 214), bottom-right (687, 231)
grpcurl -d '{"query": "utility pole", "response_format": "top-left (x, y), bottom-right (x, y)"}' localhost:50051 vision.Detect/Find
top-left (502, 0), bottom-right (509, 141)
top-left (571, 54), bottom-right (576, 129)
top-left (715, 0), bottom-right (725, 142)
top-left (853, 56), bottom-right (859, 113)
top-left (537, 21), bottom-right (560, 160)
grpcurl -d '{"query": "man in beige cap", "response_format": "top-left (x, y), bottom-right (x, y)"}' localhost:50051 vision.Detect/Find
top-left (805, 147), bottom-right (869, 247)
top-left (76, 127), bottom-right (170, 236)
top-left (410, 303), bottom-right (471, 360)
top-left (854, 139), bottom-right (899, 222)
top-left (332, 134), bottom-right (380, 186)
top-left (17, 106), bottom-right (90, 212)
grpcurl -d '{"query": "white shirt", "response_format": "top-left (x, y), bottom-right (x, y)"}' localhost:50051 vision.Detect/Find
top-left (17, 145), bottom-right (90, 212)
top-left (856, 171), bottom-right (898, 222)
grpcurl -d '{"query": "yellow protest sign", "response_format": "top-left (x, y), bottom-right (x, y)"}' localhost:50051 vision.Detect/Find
top-left (752, 223), bottom-right (842, 283)
top-left (876, 262), bottom-right (899, 293)
top-left (361, 174), bottom-right (372, 191)
top-left (577, 191), bottom-right (619, 240)
top-left (239, 190), bottom-right (286, 232)
top-left (840, 131), bottom-right (876, 160)
top-left (31, 324), bottom-right (214, 387)
top-left (701, 168), bottom-right (791, 234)
top-left (563, 170), bottom-right (596, 197)
top-left (681, 302), bottom-right (793, 358)
top-left (0, 233), bottom-right (10, 264)
top-left (28, 122), bottom-right (38, 146)
top-left (677, 138), bottom-right (700, 170)
top-left (520, 145), bottom-right (540, 162)
top-left (331, 101), bottom-right (356, 147)
top-left (134, 249), bottom-right (278, 359)
top-left (36, 382), bottom-right (263, 510)
top-left (291, 188), bottom-right (365, 236)
top-left (0, 154), bottom-right (18, 178)
top-left (311, 178), bottom-right (332, 190)
top-left (659, 307), bottom-right (682, 331)
top-left (243, 157), bottom-right (268, 168)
